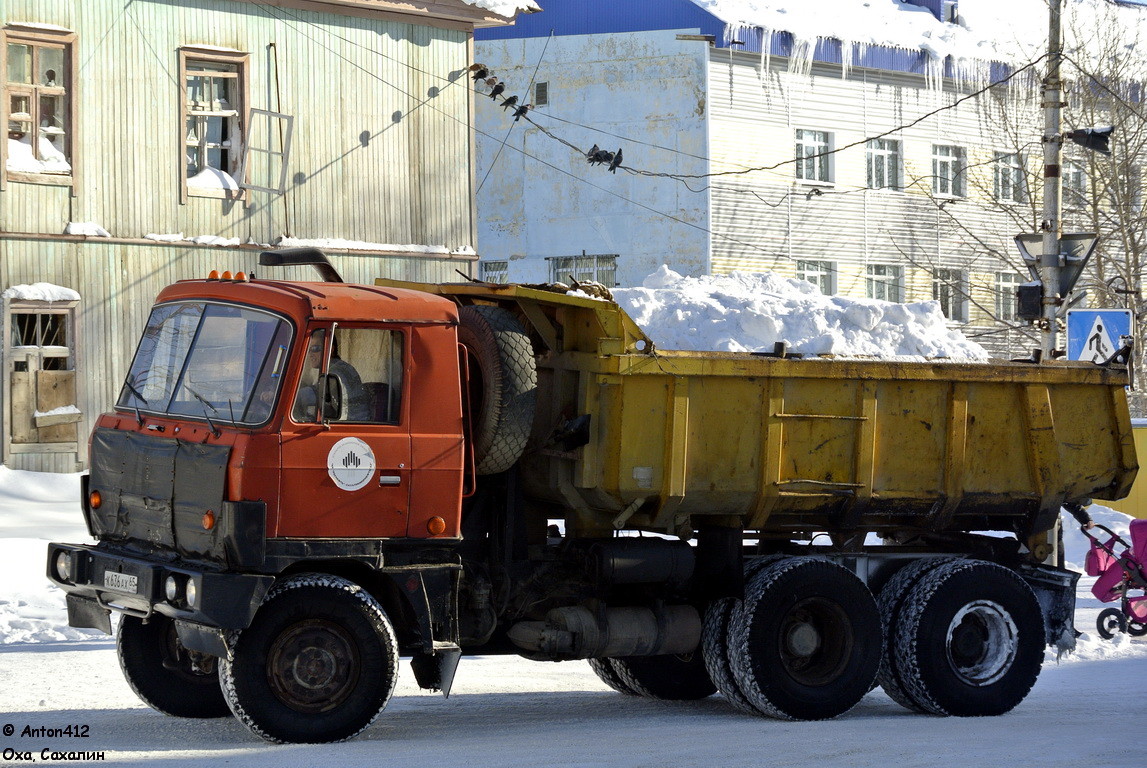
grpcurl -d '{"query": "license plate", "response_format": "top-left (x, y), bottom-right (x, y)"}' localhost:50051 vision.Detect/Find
top-left (103, 570), bottom-right (138, 593)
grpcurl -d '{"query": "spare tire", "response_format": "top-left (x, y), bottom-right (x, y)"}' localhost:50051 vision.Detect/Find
top-left (458, 305), bottom-right (537, 474)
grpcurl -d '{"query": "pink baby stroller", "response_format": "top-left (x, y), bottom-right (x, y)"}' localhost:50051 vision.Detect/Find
top-left (1082, 517), bottom-right (1147, 639)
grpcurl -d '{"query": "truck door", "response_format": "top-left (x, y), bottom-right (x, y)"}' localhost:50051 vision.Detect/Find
top-left (277, 326), bottom-right (411, 538)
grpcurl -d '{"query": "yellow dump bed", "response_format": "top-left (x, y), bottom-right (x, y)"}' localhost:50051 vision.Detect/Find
top-left (378, 279), bottom-right (1137, 541)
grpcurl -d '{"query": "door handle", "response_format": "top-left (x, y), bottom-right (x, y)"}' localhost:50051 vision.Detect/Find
top-left (379, 475), bottom-right (402, 486)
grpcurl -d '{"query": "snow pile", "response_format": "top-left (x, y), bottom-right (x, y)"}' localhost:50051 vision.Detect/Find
top-left (1, 283), bottom-right (81, 302)
top-left (692, 0), bottom-right (1147, 82)
top-left (144, 233), bottom-right (241, 247)
top-left (65, 221), bottom-right (111, 238)
top-left (33, 405), bottom-right (81, 418)
top-left (614, 266), bottom-right (989, 358)
top-left (278, 237), bottom-right (476, 256)
top-left (145, 233), bottom-right (186, 243)
top-left (462, 0), bottom-right (540, 18)
top-left (0, 466), bottom-right (98, 645)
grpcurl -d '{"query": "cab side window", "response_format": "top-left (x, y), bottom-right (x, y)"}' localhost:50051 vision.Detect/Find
top-left (332, 328), bottom-right (403, 424)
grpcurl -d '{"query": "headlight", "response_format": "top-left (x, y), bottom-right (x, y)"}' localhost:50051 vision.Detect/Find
top-left (55, 551), bottom-right (73, 582)
top-left (164, 575), bottom-right (181, 602)
top-left (185, 579), bottom-right (198, 608)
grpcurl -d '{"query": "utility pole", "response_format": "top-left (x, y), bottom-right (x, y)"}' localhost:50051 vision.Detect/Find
top-left (1041, 0), bottom-right (1064, 357)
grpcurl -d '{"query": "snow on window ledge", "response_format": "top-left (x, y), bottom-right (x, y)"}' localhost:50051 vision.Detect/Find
top-left (1, 283), bottom-right (82, 302)
top-left (65, 222), bottom-right (111, 238)
top-left (187, 168), bottom-right (240, 191)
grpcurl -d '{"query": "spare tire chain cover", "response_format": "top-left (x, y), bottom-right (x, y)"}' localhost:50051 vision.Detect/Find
top-left (459, 305), bottom-right (537, 475)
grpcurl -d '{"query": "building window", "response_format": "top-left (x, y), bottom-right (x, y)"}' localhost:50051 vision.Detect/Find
top-left (932, 268), bottom-right (967, 322)
top-left (796, 260), bottom-right (835, 295)
top-left (548, 253), bottom-right (618, 286)
top-left (932, 145), bottom-right (965, 197)
top-left (534, 81), bottom-right (548, 106)
top-left (3, 27), bottom-right (74, 182)
top-left (1063, 159), bottom-right (1086, 208)
top-left (866, 264), bottom-right (903, 303)
top-left (2, 291), bottom-right (81, 454)
top-left (478, 260), bottom-right (509, 283)
top-left (993, 152), bottom-right (1026, 203)
top-left (866, 139), bottom-right (901, 190)
top-left (181, 48), bottom-right (247, 198)
top-left (995, 272), bottom-right (1023, 322)
top-left (795, 129), bottom-right (831, 183)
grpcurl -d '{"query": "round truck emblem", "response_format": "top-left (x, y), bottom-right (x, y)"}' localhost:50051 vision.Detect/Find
top-left (327, 438), bottom-right (376, 491)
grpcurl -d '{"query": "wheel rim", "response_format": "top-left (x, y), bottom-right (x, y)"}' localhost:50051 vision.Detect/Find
top-left (267, 619), bottom-right (361, 713)
top-left (944, 600), bottom-right (1019, 686)
top-left (777, 597), bottom-right (852, 686)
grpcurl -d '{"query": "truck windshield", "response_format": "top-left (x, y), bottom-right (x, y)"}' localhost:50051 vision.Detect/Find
top-left (117, 301), bottom-right (293, 425)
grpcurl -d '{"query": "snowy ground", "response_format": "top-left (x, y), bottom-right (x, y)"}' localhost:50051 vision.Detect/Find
top-left (1, 465), bottom-right (1145, 766)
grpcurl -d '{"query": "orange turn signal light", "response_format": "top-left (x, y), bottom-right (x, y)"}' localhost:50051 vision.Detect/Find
top-left (221, 271), bottom-right (233, 280)
top-left (207, 270), bottom-right (220, 280)
top-left (235, 271), bottom-right (248, 282)
top-left (89, 490), bottom-right (102, 509)
top-left (202, 510), bottom-right (216, 530)
top-left (427, 516), bottom-right (447, 536)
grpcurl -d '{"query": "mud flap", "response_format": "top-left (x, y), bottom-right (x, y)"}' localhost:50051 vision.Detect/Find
top-left (1018, 562), bottom-right (1080, 655)
top-left (66, 594), bottom-right (112, 634)
top-left (410, 645), bottom-right (462, 697)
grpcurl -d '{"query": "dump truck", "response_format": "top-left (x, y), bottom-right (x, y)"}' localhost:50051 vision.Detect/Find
top-left (47, 250), bottom-right (1137, 743)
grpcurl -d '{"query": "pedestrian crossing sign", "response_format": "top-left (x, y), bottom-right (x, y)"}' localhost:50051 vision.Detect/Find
top-left (1066, 309), bottom-right (1133, 363)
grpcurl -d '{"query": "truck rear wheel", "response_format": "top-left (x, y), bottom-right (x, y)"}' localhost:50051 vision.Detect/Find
top-left (701, 598), bottom-right (759, 714)
top-left (117, 614), bottom-right (231, 718)
top-left (609, 652), bottom-right (717, 700)
top-left (875, 557), bottom-right (956, 712)
top-left (219, 574), bottom-right (399, 743)
top-left (458, 305), bottom-right (537, 475)
top-left (728, 557), bottom-right (881, 720)
top-left (586, 658), bottom-right (637, 695)
top-left (890, 560), bottom-right (1044, 716)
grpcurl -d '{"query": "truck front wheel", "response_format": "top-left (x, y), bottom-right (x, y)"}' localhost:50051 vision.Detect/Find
top-left (889, 560), bottom-right (1044, 716)
top-left (117, 614), bottom-right (231, 718)
top-left (219, 574), bottom-right (399, 743)
top-left (728, 557), bottom-right (881, 720)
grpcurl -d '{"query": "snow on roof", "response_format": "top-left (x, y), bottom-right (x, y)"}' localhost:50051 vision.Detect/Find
top-left (1, 283), bottom-right (81, 302)
top-left (278, 237), bottom-right (476, 256)
top-left (464, 0), bottom-right (541, 17)
top-left (692, 0), bottom-right (1147, 75)
top-left (613, 266), bottom-right (989, 359)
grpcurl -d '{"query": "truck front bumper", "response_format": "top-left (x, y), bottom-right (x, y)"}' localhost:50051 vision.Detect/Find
top-left (46, 542), bottom-right (275, 637)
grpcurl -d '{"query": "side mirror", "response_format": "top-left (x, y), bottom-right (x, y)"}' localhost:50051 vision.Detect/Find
top-left (320, 373), bottom-right (343, 421)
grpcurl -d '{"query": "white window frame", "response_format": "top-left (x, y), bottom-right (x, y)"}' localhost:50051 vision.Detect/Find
top-left (239, 108), bottom-right (294, 195)
top-left (993, 152), bottom-right (1026, 204)
top-left (795, 129), bottom-right (832, 184)
top-left (866, 138), bottom-right (902, 191)
top-left (866, 264), bottom-right (903, 303)
top-left (932, 268), bottom-right (967, 322)
top-left (547, 253), bottom-right (618, 286)
top-left (796, 260), bottom-right (835, 295)
top-left (995, 271), bottom-right (1023, 322)
top-left (1063, 159), bottom-right (1086, 209)
top-left (932, 144), bottom-right (965, 198)
top-left (1, 24), bottom-right (77, 191)
top-left (180, 47), bottom-right (249, 202)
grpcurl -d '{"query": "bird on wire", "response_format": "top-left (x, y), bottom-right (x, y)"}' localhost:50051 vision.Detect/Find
top-left (500, 94), bottom-right (519, 110)
top-left (489, 82), bottom-right (506, 100)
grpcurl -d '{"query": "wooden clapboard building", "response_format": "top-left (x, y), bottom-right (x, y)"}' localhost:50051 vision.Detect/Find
top-left (1, 0), bottom-right (532, 471)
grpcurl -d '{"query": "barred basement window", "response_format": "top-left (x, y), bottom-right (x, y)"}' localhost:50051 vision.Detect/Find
top-left (548, 253), bottom-right (618, 286)
top-left (534, 81), bottom-right (548, 106)
top-left (478, 260), bottom-right (509, 283)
